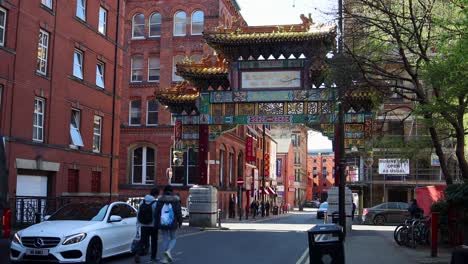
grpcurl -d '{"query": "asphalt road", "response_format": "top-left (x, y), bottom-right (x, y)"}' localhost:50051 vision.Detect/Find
top-left (105, 209), bottom-right (321, 264)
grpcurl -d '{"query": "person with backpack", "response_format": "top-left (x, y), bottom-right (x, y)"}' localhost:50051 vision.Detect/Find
top-left (155, 185), bottom-right (182, 263)
top-left (135, 187), bottom-right (159, 263)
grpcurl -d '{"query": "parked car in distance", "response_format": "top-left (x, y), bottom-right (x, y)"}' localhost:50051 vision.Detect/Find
top-left (362, 202), bottom-right (410, 225)
top-left (303, 201), bottom-right (320, 208)
top-left (181, 207), bottom-right (189, 218)
top-left (10, 202), bottom-right (137, 263)
top-left (316, 202), bottom-right (328, 219)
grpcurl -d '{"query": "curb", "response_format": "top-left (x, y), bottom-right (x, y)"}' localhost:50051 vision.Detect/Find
top-left (199, 227), bottom-right (230, 231)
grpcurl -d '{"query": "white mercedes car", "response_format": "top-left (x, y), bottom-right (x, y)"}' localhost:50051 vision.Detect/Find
top-left (10, 202), bottom-right (137, 263)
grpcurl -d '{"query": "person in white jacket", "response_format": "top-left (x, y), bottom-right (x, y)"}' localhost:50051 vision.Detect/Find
top-left (135, 187), bottom-right (159, 263)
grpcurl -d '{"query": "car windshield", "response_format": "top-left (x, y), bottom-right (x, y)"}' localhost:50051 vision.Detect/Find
top-left (319, 203), bottom-right (328, 209)
top-left (48, 203), bottom-right (109, 221)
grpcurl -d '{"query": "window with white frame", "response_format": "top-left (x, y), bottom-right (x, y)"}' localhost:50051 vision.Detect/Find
top-left (36, 29), bottom-right (49, 75)
top-left (148, 56), bottom-right (160, 82)
top-left (132, 146), bottom-right (155, 184)
top-left (146, 100), bottom-right (158, 125)
top-left (132, 13), bottom-right (145, 38)
top-left (228, 151), bottom-right (234, 186)
top-left (98, 7), bottom-right (107, 35)
top-left (70, 109), bottom-right (84, 147)
top-left (170, 148), bottom-right (199, 185)
top-left (219, 147), bottom-right (225, 187)
top-left (149, 13), bottom-right (161, 37)
top-left (190, 54), bottom-right (202, 63)
top-left (41, 0), bottom-right (52, 9)
top-left (129, 99), bottom-right (141, 125)
top-left (172, 55), bottom-right (184, 81)
top-left (76, 0), bottom-right (86, 21)
top-left (0, 7), bottom-right (6, 47)
top-left (173, 11), bottom-right (186, 36)
top-left (191, 10), bottom-right (204, 35)
top-left (93, 115), bottom-right (102, 152)
top-left (33, 97), bottom-right (45, 142)
top-left (73, 49), bottom-right (83, 79)
top-left (131, 55), bottom-right (143, 82)
top-left (96, 62), bottom-right (105, 88)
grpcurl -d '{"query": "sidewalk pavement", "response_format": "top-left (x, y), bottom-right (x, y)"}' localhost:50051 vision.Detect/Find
top-left (345, 225), bottom-right (452, 264)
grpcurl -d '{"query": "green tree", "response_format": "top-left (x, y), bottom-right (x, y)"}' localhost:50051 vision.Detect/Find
top-left (343, 0), bottom-right (468, 184)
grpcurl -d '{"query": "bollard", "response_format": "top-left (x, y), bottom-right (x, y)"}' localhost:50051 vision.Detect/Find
top-left (217, 209), bottom-right (222, 228)
top-left (431, 212), bottom-right (439, 257)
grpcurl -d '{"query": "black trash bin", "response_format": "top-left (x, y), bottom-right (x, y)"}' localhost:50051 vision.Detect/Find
top-left (273, 206), bottom-right (278, 215)
top-left (331, 212), bottom-right (339, 224)
top-left (307, 224), bottom-right (344, 264)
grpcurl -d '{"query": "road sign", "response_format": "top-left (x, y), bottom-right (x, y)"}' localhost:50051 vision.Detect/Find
top-left (237, 178), bottom-right (244, 186)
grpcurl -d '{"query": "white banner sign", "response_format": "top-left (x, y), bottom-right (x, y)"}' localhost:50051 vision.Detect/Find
top-left (241, 71), bottom-right (301, 89)
top-left (378, 159), bottom-right (410, 175)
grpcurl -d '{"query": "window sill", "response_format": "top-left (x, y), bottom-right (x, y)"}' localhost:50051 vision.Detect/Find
top-left (68, 75), bottom-right (113, 96)
top-left (131, 37), bottom-right (146, 40)
top-left (148, 36), bottom-right (161, 39)
top-left (0, 45), bottom-right (16, 54)
top-left (73, 16), bottom-right (117, 45)
top-left (35, 71), bottom-right (51, 80)
top-left (40, 4), bottom-right (55, 15)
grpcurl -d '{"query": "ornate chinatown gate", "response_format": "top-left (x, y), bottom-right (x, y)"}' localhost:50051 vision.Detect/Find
top-left (156, 17), bottom-right (374, 187)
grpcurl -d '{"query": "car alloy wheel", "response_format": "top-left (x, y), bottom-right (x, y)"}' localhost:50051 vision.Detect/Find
top-left (86, 238), bottom-right (102, 264)
top-left (373, 215), bottom-right (386, 225)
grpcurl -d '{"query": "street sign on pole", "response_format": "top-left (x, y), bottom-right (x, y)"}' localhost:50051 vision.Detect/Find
top-left (237, 178), bottom-right (244, 186)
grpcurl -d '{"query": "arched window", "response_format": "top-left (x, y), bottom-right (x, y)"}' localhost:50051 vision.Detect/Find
top-left (191, 10), bottom-right (204, 35)
top-left (173, 11), bottom-right (187, 36)
top-left (132, 13), bottom-right (145, 38)
top-left (228, 148), bottom-right (234, 186)
top-left (149, 12), bottom-right (161, 37)
top-left (190, 54), bottom-right (202, 63)
top-left (237, 152), bottom-right (243, 182)
top-left (219, 145), bottom-right (225, 187)
top-left (131, 146), bottom-right (155, 184)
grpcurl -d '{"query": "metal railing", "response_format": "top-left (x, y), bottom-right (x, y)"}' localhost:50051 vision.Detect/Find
top-left (9, 195), bottom-right (146, 227)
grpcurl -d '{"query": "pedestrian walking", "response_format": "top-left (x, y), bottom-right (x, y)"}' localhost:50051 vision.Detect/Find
top-left (229, 196), bottom-right (235, 218)
top-left (250, 200), bottom-right (258, 219)
top-left (265, 201), bottom-right (270, 216)
top-left (408, 199), bottom-right (423, 219)
top-left (135, 187), bottom-right (159, 263)
top-left (351, 202), bottom-right (356, 221)
top-left (155, 185), bottom-right (183, 263)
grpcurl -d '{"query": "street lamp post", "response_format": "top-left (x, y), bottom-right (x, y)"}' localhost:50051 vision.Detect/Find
top-left (261, 124), bottom-right (266, 217)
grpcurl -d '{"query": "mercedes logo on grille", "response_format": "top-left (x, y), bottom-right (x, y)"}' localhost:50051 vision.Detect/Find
top-left (34, 238), bottom-right (45, 248)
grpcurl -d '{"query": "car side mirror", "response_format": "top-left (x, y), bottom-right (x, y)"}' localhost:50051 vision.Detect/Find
top-left (109, 215), bottom-right (122, 222)
top-left (44, 215), bottom-right (51, 221)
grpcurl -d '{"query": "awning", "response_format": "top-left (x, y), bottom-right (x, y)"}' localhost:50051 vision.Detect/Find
top-left (260, 187), bottom-right (277, 196)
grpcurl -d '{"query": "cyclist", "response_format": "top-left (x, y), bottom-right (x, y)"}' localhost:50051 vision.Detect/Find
top-left (408, 199), bottom-right (423, 219)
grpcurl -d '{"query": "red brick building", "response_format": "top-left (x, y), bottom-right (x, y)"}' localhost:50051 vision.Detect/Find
top-left (308, 150), bottom-right (335, 201)
top-left (118, 0), bottom-right (248, 214)
top-left (275, 138), bottom-right (295, 208)
top-left (0, 0), bottom-right (124, 219)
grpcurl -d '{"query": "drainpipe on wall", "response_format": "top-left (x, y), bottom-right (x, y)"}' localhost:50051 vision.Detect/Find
top-left (109, 0), bottom-right (121, 201)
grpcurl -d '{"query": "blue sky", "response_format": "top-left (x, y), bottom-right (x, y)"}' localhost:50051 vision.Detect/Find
top-left (237, 0), bottom-right (337, 26)
top-left (237, 0), bottom-right (336, 151)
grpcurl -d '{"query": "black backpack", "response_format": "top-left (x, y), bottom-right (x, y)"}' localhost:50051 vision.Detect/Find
top-left (138, 200), bottom-right (155, 224)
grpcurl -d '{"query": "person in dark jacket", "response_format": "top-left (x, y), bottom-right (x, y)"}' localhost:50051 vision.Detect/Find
top-left (135, 187), bottom-right (159, 263)
top-left (229, 196), bottom-right (235, 218)
top-left (250, 200), bottom-right (258, 219)
top-left (155, 185), bottom-right (182, 264)
top-left (408, 199), bottom-right (423, 219)
top-left (265, 201), bottom-right (270, 216)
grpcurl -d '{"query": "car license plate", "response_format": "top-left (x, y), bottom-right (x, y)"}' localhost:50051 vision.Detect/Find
top-left (26, 248), bottom-right (49, 256)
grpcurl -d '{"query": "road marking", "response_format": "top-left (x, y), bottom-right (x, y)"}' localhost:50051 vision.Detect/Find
top-left (296, 247), bottom-right (309, 264)
top-left (178, 230), bottom-right (205, 238)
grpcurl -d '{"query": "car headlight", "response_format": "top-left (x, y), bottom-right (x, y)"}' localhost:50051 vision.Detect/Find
top-left (13, 233), bottom-right (21, 245)
top-left (62, 233), bottom-right (87, 245)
